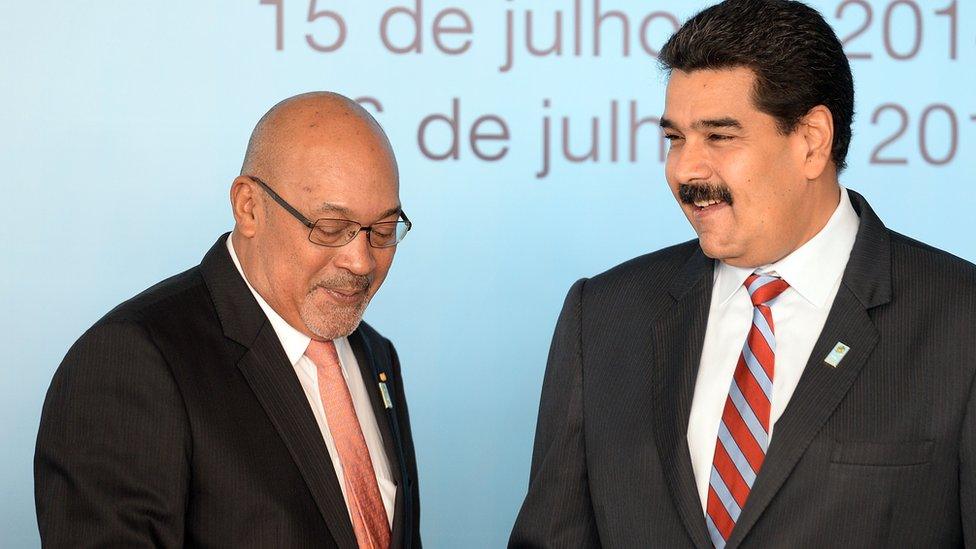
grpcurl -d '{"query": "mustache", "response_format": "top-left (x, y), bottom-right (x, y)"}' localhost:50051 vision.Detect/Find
top-left (678, 183), bottom-right (734, 206)
top-left (312, 273), bottom-right (371, 294)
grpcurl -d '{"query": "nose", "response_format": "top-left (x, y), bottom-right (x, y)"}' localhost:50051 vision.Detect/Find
top-left (334, 230), bottom-right (376, 276)
top-left (668, 137), bottom-right (713, 185)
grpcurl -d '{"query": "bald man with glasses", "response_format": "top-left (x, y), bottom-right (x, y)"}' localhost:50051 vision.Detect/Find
top-left (35, 92), bottom-right (421, 549)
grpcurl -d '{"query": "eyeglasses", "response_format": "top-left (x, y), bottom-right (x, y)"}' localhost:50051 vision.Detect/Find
top-left (246, 175), bottom-right (412, 248)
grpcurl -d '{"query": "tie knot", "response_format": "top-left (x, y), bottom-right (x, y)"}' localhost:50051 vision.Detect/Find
top-left (305, 339), bottom-right (340, 368)
top-left (745, 274), bottom-right (790, 307)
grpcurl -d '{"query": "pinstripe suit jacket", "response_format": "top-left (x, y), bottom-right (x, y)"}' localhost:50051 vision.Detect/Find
top-left (35, 234), bottom-right (421, 548)
top-left (510, 190), bottom-right (976, 548)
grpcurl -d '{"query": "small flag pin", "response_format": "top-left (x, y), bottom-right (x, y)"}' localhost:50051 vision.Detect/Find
top-left (378, 375), bottom-right (393, 409)
top-left (824, 342), bottom-right (851, 368)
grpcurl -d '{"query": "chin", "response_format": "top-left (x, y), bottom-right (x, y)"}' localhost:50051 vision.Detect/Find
top-left (697, 237), bottom-right (732, 261)
top-left (698, 240), bottom-right (759, 268)
top-left (304, 314), bottom-right (363, 340)
top-left (300, 299), bottom-right (369, 341)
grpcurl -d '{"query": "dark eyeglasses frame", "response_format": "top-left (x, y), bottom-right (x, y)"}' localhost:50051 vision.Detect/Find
top-left (245, 175), bottom-right (411, 248)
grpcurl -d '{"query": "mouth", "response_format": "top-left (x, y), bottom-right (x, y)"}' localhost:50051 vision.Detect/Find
top-left (690, 202), bottom-right (729, 222)
top-left (320, 286), bottom-right (367, 305)
top-left (691, 198), bottom-right (727, 211)
top-left (678, 183), bottom-right (733, 216)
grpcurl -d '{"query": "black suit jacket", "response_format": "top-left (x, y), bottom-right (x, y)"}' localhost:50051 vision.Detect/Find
top-left (511, 190), bottom-right (976, 548)
top-left (35, 234), bottom-right (421, 548)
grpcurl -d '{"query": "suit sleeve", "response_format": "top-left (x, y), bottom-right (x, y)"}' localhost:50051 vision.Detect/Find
top-left (388, 341), bottom-right (422, 549)
top-left (962, 370), bottom-right (976, 547)
top-left (509, 278), bottom-right (601, 548)
top-left (34, 319), bottom-right (190, 548)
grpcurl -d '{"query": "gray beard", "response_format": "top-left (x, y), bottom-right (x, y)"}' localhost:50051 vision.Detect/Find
top-left (299, 293), bottom-right (372, 340)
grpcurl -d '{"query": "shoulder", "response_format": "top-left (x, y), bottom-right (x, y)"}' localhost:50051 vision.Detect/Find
top-left (49, 271), bottom-right (208, 411)
top-left (94, 264), bottom-right (225, 353)
top-left (883, 231), bottom-right (976, 334)
top-left (63, 265), bottom-right (214, 373)
top-left (101, 265), bottom-right (209, 327)
top-left (888, 230), bottom-right (976, 295)
top-left (563, 239), bottom-right (703, 326)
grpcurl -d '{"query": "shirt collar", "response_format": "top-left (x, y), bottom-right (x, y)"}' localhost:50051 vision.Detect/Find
top-left (226, 236), bottom-right (311, 366)
top-left (712, 186), bottom-right (860, 308)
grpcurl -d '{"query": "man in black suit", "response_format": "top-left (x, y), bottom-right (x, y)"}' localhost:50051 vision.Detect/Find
top-left (36, 92), bottom-right (420, 548)
top-left (511, 1), bottom-right (975, 547)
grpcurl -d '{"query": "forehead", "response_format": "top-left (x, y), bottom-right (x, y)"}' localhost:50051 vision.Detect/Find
top-left (663, 67), bottom-right (763, 127)
top-left (281, 133), bottom-right (400, 214)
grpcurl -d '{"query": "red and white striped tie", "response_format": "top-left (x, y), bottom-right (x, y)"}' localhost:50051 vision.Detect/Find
top-left (706, 274), bottom-right (789, 547)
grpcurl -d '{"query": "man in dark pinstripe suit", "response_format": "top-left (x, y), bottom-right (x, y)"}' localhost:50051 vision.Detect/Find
top-left (511, 1), bottom-right (976, 547)
top-left (35, 93), bottom-right (421, 548)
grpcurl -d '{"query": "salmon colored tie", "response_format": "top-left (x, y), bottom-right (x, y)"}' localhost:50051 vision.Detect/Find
top-left (305, 340), bottom-right (390, 549)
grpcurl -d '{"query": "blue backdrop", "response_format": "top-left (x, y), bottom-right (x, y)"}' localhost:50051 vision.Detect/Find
top-left (2, 0), bottom-right (974, 546)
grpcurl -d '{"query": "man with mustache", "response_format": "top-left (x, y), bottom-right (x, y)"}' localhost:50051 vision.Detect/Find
top-left (36, 92), bottom-right (421, 548)
top-left (511, 0), bottom-right (976, 547)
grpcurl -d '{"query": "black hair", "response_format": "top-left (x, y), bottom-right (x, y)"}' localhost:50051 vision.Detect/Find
top-left (660, 0), bottom-right (854, 171)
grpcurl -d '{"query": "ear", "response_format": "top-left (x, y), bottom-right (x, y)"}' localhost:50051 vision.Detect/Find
top-left (799, 105), bottom-right (834, 180)
top-left (230, 175), bottom-right (261, 238)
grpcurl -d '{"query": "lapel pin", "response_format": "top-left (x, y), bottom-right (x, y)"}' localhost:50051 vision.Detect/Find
top-left (824, 342), bottom-right (851, 368)
top-left (378, 372), bottom-right (394, 409)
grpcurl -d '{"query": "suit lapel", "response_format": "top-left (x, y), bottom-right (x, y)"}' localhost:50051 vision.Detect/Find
top-left (725, 286), bottom-right (878, 547)
top-left (726, 190), bottom-right (892, 547)
top-left (349, 330), bottom-right (402, 485)
top-left (650, 247), bottom-right (715, 549)
top-left (349, 329), bottom-right (408, 549)
top-left (200, 234), bottom-right (357, 548)
top-left (236, 324), bottom-right (359, 547)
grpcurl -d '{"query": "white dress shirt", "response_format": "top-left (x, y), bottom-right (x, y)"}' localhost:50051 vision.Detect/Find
top-left (227, 238), bottom-right (396, 527)
top-left (687, 187), bottom-right (860, 511)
